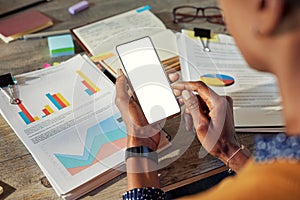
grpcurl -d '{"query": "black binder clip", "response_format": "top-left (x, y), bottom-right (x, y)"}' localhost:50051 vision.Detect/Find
top-left (0, 73), bottom-right (21, 104)
top-left (194, 28), bottom-right (211, 52)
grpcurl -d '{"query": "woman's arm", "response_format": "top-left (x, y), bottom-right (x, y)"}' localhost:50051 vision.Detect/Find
top-left (115, 69), bottom-right (162, 191)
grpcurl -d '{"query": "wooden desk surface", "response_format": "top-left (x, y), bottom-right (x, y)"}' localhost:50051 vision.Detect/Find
top-left (0, 0), bottom-right (257, 199)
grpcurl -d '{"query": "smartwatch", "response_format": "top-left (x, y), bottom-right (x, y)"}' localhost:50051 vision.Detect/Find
top-left (125, 146), bottom-right (158, 164)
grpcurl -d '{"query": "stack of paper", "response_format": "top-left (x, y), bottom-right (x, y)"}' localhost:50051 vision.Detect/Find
top-left (0, 55), bottom-right (126, 199)
top-left (71, 5), bottom-right (180, 80)
top-left (177, 30), bottom-right (284, 132)
top-left (0, 54), bottom-right (170, 199)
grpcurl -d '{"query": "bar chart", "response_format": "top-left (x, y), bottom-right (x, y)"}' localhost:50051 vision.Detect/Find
top-left (17, 102), bottom-right (39, 125)
top-left (46, 93), bottom-right (70, 110)
top-left (42, 105), bottom-right (54, 118)
top-left (17, 92), bottom-right (70, 124)
top-left (77, 70), bottom-right (100, 96)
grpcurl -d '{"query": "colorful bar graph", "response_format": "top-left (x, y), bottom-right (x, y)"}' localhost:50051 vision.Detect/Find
top-left (46, 93), bottom-right (70, 110)
top-left (17, 102), bottom-right (39, 124)
top-left (85, 89), bottom-right (93, 96)
top-left (56, 93), bottom-right (70, 106)
top-left (34, 116), bottom-right (40, 121)
top-left (18, 112), bottom-right (31, 124)
top-left (42, 105), bottom-right (54, 117)
top-left (53, 94), bottom-right (67, 108)
top-left (43, 108), bottom-right (50, 116)
top-left (82, 80), bottom-right (97, 94)
top-left (77, 70), bottom-right (100, 95)
top-left (16, 94), bottom-right (68, 124)
top-left (45, 105), bottom-right (54, 113)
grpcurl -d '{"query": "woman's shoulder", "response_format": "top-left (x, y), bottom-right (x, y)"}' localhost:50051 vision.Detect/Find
top-left (184, 160), bottom-right (300, 200)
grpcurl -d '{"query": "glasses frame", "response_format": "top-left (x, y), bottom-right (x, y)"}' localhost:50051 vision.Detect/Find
top-left (172, 6), bottom-right (224, 25)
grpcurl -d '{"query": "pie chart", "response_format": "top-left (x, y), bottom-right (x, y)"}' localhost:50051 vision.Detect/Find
top-left (200, 74), bottom-right (235, 87)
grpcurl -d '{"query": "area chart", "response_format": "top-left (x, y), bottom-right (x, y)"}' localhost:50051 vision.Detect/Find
top-left (54, 115), bottom-right (127, 175)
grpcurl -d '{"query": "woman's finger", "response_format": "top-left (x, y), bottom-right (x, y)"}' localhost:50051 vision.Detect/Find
top-left (182, 90), bottom-right (201, 127)
top-left (173, 81), bottom-right (219, 111)
top-left (173, 88), bottom-right (181, 97)
top-left (168, 72), bottom-right (180, 83)
top-left (178, 98), bottom-right (185, 106)
top-left (184, 113), bottom-right (193, 131)
top-left (115, 69), bottom-right (130, 111)
top-left (182, 90), bottom-right (211, 134)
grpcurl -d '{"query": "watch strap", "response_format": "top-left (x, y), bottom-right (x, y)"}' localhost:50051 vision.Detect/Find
top-left (125, 146), bottom-right (158, 164)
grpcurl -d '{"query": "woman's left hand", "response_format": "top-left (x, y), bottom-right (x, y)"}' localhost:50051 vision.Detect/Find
top-left (115, 69), bottom-right (161, 151)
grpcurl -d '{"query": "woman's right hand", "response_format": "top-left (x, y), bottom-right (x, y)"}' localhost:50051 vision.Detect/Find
top-left (173, 81), bottom-right (250, 172)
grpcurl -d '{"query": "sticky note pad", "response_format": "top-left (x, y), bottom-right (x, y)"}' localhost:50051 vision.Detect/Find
top-left (47, 34), bottom-right (75, 57)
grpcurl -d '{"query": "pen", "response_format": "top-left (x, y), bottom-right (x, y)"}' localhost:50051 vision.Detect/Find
top-left (19, 29), bottom-right (70, 40)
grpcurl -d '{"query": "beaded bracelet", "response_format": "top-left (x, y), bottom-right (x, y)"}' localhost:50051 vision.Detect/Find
top-left (226, 144), bottom-right (244, 173)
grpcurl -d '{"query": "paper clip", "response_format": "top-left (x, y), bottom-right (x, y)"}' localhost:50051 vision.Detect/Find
top-left (0, 73), bottom-right (21, 105)
top-left (194, 28), bottom-right (211, 52)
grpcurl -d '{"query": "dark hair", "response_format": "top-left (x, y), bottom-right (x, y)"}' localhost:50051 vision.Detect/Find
top-left (284, 0), bottom-right (300, 14)
top-left (276, 0), bottom-right (300, 34)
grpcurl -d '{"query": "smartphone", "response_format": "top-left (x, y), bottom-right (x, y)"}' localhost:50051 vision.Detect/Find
top-left (116, 36), bottom-right (180, 124)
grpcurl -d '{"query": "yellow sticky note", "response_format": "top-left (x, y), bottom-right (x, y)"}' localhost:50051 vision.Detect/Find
top-left (91, 52), bottom-right (114, 62)
top-left (184, 30), bottom-right (219, 42)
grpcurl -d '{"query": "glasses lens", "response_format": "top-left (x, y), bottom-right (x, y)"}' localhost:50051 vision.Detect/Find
top-left (203, 7), bottom-right (221, 17)
top-left (173, 6), bottom-right (198, 23)
top-left (204, 7), bottom-right (224, 25)
top-left (207, 16), bottom-right (225, 25)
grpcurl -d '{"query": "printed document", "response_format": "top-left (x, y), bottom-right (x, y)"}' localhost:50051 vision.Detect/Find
top-left (0, 55), bottom-right (126, 199)
top-left (177, 30), bottom-right (284, 131)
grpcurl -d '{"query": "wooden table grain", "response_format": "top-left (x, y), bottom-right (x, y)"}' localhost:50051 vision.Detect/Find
top-left (0, 0), bottom-right (258, 199)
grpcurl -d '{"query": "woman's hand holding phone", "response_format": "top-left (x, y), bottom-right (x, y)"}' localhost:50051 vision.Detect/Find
top-left (115, 69), bottom-right (160, 151)
top-left (116, 37), bottom-right (180, 125)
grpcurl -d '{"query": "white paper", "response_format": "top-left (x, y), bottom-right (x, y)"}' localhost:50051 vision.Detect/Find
top-left (73, 6), bottom-right (179, 80)
top-left (177, 30), bottom-right (284, 129)
top-left (73, 6), bottom-right (166, 55)
top-left (0, 55), bottom-right (127, 197)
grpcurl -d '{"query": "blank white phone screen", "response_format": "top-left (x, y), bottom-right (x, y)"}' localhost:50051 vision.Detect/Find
top-left (116, 37), bottom-right (180, 124)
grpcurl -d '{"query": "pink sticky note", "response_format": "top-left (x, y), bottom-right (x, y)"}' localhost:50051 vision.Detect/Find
top-left (44, 63), bottom-right (51, 68)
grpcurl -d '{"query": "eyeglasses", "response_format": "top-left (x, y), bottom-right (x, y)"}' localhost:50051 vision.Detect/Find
top-left (173, 6), bottom-right (224, 25)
